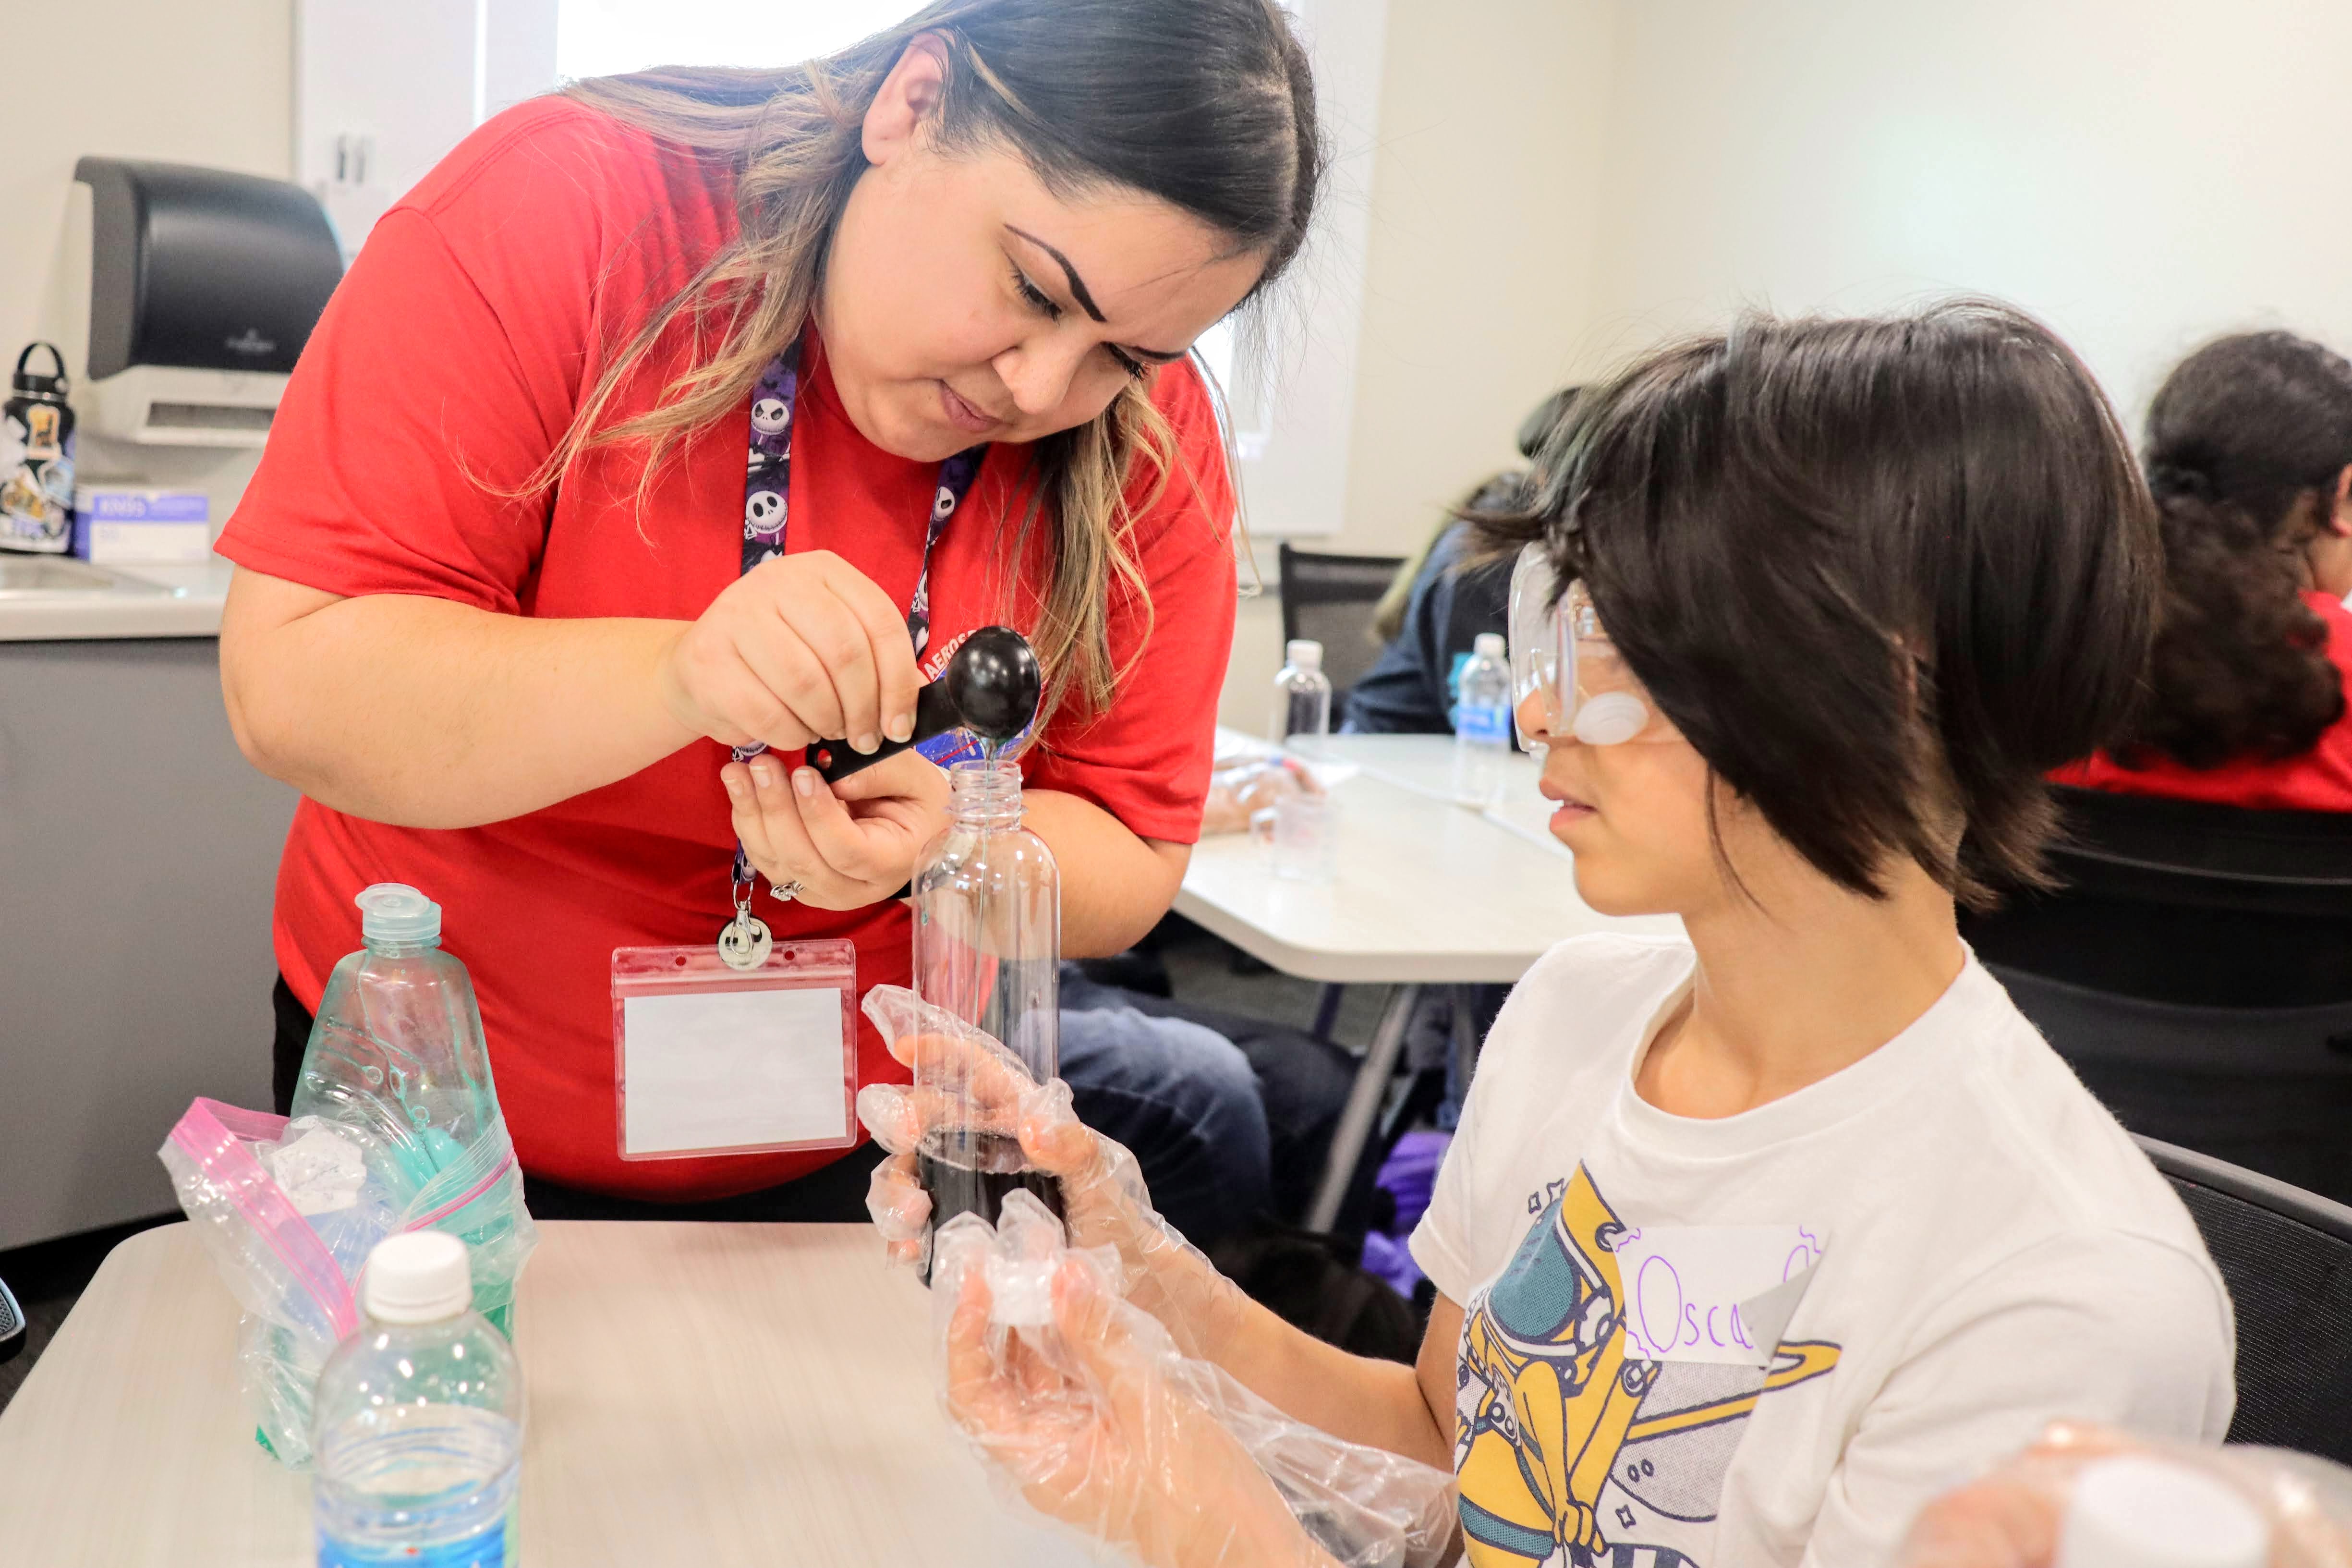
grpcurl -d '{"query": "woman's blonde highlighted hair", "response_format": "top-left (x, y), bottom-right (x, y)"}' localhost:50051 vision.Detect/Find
top-left (548, 0), bottom-right (1321, 727)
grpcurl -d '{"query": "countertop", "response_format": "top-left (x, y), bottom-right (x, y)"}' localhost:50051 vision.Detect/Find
top-left (0, 557), bottom-right (235, 641)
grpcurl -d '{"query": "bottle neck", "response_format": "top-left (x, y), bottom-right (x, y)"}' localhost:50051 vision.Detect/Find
top-left (363, 937), bottom-right (442, 958)
top-left (947, 759), bottom-right (1024, 828)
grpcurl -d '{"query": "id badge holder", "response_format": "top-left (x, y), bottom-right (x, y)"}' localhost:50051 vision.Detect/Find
top-left (612, 936), bottom-right (859, 1162)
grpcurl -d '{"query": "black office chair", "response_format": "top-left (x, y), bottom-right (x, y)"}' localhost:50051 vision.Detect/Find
top-left (1276, 541), bottom-right (1407, 708)
top-left (1965, 787), bottom-right (2352, 1202)
top-left (2136, 1135), bottom-right (2352, 1462)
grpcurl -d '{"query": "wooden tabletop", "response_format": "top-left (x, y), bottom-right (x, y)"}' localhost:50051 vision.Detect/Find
top-left (1176, 732), bottom-right (1681, 983)
top-left (0, 1222), bottom-right (1098, 1567)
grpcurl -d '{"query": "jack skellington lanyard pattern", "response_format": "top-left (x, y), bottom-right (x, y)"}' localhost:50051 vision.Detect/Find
top-left (719, 334), bottom-right (986, 966)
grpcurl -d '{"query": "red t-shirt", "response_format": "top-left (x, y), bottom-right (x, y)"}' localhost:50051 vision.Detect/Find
top-left (2054, 590), bottom-right (2352, 812)
top-left (217, 99), bottom-right (1238, 1200)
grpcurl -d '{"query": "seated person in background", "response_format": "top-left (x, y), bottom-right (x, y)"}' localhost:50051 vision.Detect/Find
top-left (875, 302), bottom-right (2233, 1567)
top-left (2058, 330), bottom-right (2352, 810)
top-left (1342, 387), bottom-right (1581, 735)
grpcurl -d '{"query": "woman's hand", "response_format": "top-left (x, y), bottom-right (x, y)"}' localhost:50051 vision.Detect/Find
top-left (722, 749), bottom-right (947, 911)
top-left (937, 1239), bottom-right (1335, 1568)
top-left (661, 550), bottom-right (924, 754)
top-left (856, 986), bottom-right (1252, 1362)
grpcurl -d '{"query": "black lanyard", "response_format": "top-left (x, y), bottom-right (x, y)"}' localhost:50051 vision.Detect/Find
top-left (727, 334), bottom-right (987, 925)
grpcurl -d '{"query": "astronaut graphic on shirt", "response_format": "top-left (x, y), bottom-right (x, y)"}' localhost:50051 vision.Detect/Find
top-left (1453, 1166), bottom-right (1842, 1568)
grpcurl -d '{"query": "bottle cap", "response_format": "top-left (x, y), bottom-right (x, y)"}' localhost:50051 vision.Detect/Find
top-left (986, 1254), bottom-right (1056, 1329)
top-left (2057, 1455), bottom-right (2268, 1568)
top-left (362, 1231), bottom-right (473, 1325)
top-left (356, 883), bottom-right (441, 947)
top-left (1474, 632), bottom-right (1506, 658)
top-left (1285, 639), bottom-right (1323, 670)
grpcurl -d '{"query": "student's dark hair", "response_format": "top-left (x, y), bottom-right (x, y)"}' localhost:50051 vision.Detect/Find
top-left (2111, 331), bottom-right (2352, 770)
top-left (1474, 301), bottom-right (2160, 909)
top-left (557, 0), bottom-right (1322, 728)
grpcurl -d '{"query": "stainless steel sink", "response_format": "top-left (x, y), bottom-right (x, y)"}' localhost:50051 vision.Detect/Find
top-left (0, 556), bottom-right (170, 596)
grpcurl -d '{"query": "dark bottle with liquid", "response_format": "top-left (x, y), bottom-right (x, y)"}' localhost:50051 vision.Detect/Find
top-left (912, 758), bottom-right (1065, 1261)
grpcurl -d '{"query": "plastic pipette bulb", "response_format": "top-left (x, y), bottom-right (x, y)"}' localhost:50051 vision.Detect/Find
top-left (2056, 1455), bottom-right (2268, 1568)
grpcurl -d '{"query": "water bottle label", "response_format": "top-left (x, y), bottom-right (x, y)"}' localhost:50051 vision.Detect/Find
top-left (1457, 703), bottom-right (1511, 743)
top-left (320, 1520), bottom-right (507, 1568)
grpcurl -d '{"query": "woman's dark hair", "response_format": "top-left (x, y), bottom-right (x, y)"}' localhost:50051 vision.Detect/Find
top-left (2111, 331), bottom-right (2352, 770)
top-left (1475, 301), bottom-right (2160, 909)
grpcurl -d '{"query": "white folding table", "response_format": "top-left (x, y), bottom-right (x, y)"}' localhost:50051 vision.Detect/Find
top-left (0, 1222), bottom-right (1095, 1567)
top-left (1175, 732), bottom-right (1680, 1228)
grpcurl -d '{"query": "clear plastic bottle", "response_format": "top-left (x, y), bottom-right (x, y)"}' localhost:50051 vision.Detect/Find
top-left (2056, 1455), bottom-right (2268, 1568)
top-left (1451, 631), bottom-right (1514, 806)
top-left (912, 759), bottom-right (1065, 1251)
top-left (292, 884), bottom-right (516, 1335)
top-left (313, 1231), bottom-right (523, 1568)
top-left (1270, 638), bottom-right (1334, 745)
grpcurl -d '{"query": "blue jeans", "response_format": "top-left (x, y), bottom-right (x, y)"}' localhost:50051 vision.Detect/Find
top-left (1061, 998), bottom-right (1273, 1249)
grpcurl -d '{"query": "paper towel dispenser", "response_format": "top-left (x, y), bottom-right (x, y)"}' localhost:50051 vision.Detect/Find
top-left (69, 158), bottom-right (344, 447)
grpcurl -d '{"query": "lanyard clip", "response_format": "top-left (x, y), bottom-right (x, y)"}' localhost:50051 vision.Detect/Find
top-left (720, 854), bottom-right (772, 970)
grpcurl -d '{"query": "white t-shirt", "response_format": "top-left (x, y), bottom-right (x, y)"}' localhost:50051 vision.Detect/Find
top-left (1410, 934), bottom-right (2233, 1568)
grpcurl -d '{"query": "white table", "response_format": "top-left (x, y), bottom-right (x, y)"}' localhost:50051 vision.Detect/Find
top-left (1177, 731), bottom-right (1680, 1227)
top-left (0, 1222), bottom-right (1097, 1567)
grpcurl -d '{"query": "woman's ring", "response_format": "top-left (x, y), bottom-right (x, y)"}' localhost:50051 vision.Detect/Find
top-left (773, 879), bottom-right (804, 903)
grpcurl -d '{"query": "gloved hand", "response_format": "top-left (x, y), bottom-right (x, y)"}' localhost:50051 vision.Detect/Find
top-left (1898, 1422), bottom-right (2352, 1568)
top-left (932, 1192), bottom-right (1456, 1568)
top-left (857, 985), bottom-right (1250, 1362)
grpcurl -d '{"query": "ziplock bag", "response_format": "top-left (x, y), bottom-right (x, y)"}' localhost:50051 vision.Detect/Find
top-left (158, 884), bottom-right (538, 1466)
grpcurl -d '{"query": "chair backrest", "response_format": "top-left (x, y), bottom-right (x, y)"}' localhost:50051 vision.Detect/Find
top-left (1991, 965), bottom-right (2352, 1203)
top-left (1963, 788), bottom-right (2352, 1007)
top-left (2134, 1135), bottom-right (2352, 1462)
top-left (1277, 542), bottom-right (1407, 702)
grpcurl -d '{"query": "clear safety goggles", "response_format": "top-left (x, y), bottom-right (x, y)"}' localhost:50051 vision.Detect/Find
top-left (1506, 543), bottom-right (1673, 749)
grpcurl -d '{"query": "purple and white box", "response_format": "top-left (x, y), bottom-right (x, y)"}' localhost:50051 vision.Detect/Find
top-left (72, 486), bottom-right (211, 564)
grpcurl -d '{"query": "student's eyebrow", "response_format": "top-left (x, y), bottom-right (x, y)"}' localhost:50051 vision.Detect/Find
top-left (1005, 224), bottom-right (1189, 364)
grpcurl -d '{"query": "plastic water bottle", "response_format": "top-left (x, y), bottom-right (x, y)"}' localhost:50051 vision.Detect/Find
top-left (1270, 638), bottom-right (1333, 745)
top-left (2055, 1455), bottom-right (2267, 1568)
top-left (912, 758), bottom-right (1065, 1276)
top-left (313, 1231), bottom-right (524, 1568)
top-left (1451, 632), bottom-right (1513, 806)
top-left (293, 884), bottom-right (525, 1337)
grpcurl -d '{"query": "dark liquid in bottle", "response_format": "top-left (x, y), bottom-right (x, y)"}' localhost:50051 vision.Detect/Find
top-left (917, 1131), bottom-right (1066, 1286)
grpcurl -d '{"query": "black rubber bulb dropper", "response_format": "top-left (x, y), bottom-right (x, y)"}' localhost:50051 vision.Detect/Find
top-left (808, 626), bottom-right (1042, 783)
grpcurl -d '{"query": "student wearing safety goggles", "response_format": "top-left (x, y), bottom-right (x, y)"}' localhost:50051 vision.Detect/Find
top-left (873, 301), bottom-right (2234, 1568)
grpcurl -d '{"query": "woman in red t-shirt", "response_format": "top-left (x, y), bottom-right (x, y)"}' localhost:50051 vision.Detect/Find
top-left (2058, 330), bottom-right (2352, 811)
top-left (215, 1), bottom-right (1319, 1217)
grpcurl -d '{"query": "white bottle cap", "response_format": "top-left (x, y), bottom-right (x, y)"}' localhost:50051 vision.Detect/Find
top-left (986, 1254), bottom-right (1056, 1329)
top-left (1285, 639), bottom-right (1323, 670)
top-left (356, 883), bottom-right (441, 946)
top-left (2057, 1455), bottom-right (2268, 1568)
top-left (362, 1231), bottom-right (474, 1325)
top-left (1473, 632), bottom-right (1506, 658)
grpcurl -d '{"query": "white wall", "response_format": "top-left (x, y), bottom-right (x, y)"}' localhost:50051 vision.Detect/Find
top-left (1588, 0), bottom-right (2352, 432)
top-left (2, 0), bottom-right (295, 516)
top-left (1218, 0), bottom-right (1613, 729)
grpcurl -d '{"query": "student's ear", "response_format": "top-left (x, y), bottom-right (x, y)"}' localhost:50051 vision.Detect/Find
top-left (2331, 465), bottom-right (2352, 538)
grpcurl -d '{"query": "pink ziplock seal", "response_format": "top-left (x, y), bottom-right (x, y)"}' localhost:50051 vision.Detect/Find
top-left (400, 1145), bottom-right (517, 1233)
top-left (167, 1098), bottom-right (360, 1340)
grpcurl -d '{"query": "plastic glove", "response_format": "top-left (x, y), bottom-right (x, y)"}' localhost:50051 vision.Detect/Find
top-left (1898, 1422), bottom-right (2352, 1568)
top-left (932, 1192), bottom-right (1456, 1568)
top-left (858, 985), bottom-right (1251, 1361)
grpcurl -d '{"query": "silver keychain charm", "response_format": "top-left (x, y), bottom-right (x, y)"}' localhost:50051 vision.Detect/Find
top-left (718, 868), bottom-right (773, 970)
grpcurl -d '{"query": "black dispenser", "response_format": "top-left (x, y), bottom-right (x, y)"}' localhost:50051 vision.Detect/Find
top-left (74, 158), bottom-right (343, 380)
